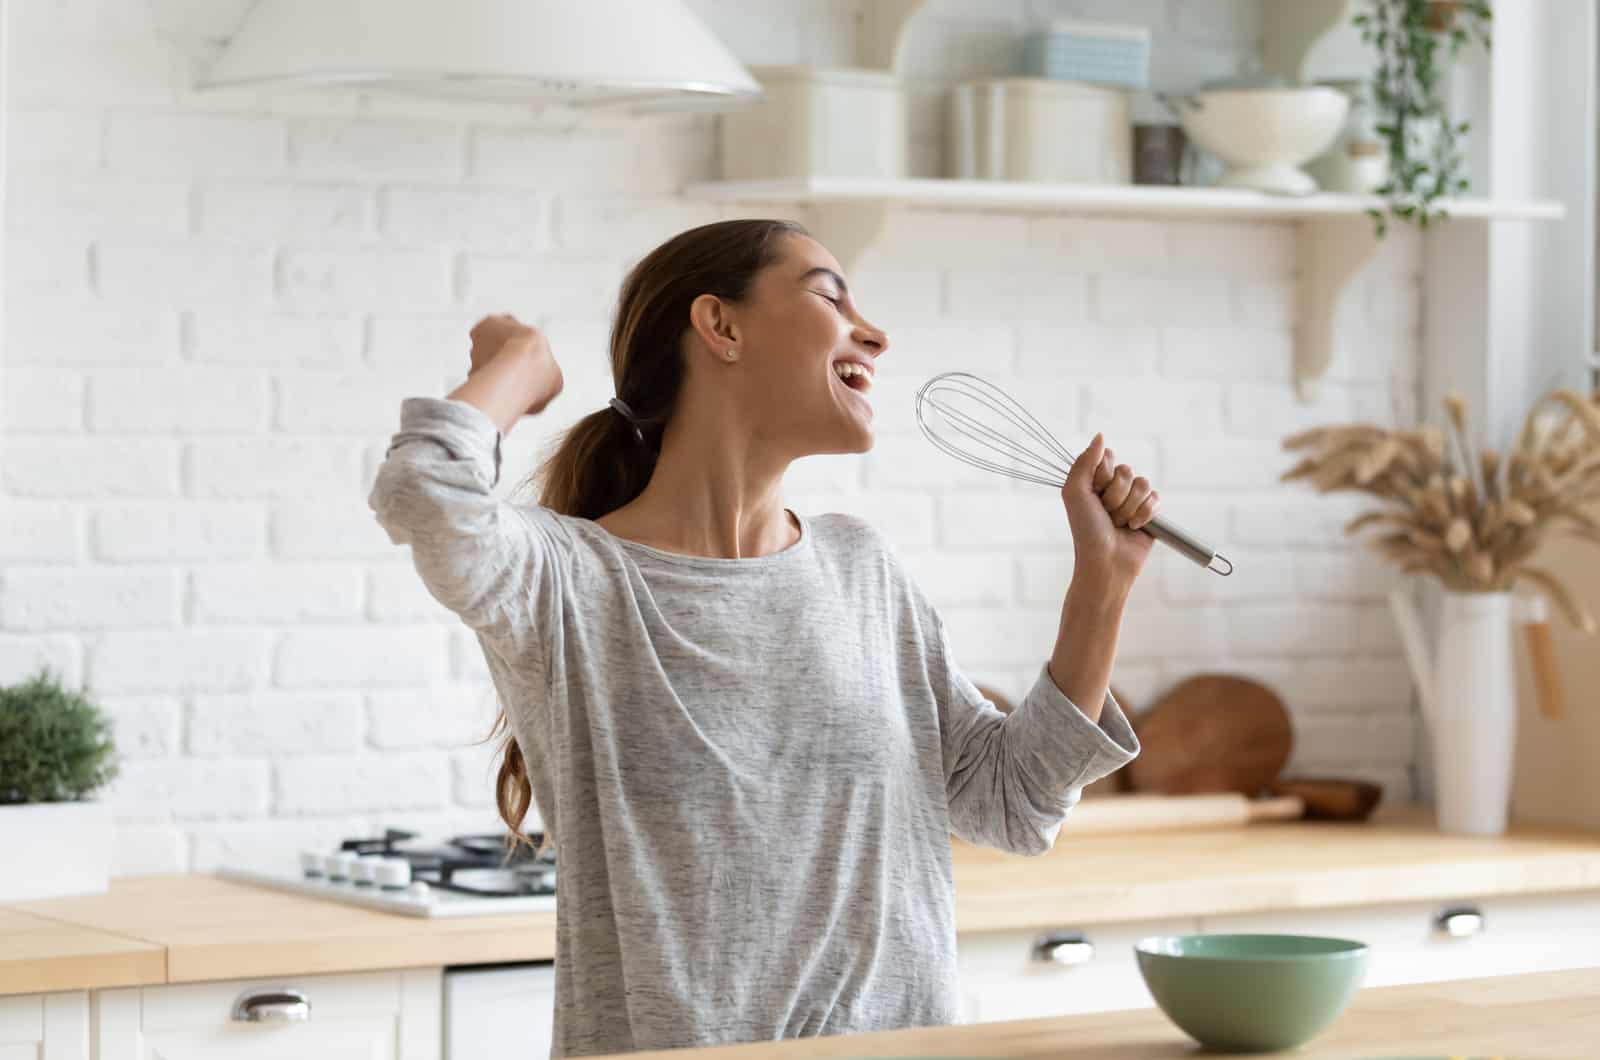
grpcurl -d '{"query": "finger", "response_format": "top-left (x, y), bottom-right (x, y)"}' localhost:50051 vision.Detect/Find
top-left (1112, 476), bottom-right (1150, 527)
top-left (1101, 464), bottom-right (1134, 511)
top-left (1066, 432), bottom-right (1105, 494)
top-left (1128, 490), bottom-right (1160, 531)
top-left (1093, 447), bottom-right (1116, 492)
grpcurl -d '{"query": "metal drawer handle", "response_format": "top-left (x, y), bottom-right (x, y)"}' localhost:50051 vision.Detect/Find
top-left (1434, 906), bottom-right (1486, 938)
top-left (1032, 932), bottom-right (1095, 965)
top-left (231, 988), bottom-right (311, 1024)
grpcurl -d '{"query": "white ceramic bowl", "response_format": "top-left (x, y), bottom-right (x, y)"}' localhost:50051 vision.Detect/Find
top-left (1170, 86), bottom-right (1350, 195)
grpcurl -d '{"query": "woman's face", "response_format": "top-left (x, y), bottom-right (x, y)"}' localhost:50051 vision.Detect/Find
top-left (711, 234), bottom-right (889, 458)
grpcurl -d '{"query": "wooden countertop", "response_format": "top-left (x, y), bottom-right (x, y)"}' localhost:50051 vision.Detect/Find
top-left (0, 908), bottom-right (164, 994)
top-left (7, 806), bottom-right (1600, 995)
top-left (952, 803), bottom-right (1600, 931)
top-left (9, 873), bottom-right (555, 991)
top-left (609, 965), bottom-right (1600, 1059)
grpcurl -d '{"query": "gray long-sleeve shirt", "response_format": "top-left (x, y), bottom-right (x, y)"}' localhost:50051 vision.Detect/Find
top-left (367, 396), bottom-right (1140, 1058)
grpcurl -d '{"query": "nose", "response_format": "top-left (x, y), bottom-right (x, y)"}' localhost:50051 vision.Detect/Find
top-left (855, 319), bottom-right (888, 358)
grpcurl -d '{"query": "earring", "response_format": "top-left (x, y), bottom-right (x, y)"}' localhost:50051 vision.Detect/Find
top-left (725, 349), bottom-right (737, 360)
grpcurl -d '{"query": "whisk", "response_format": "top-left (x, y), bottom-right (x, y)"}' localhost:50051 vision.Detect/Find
top-left (915, 372), bottom-right (1234, 576)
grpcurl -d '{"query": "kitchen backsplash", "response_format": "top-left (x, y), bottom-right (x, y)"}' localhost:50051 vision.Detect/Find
top-left (1, 0), bottom-right (1417, 874)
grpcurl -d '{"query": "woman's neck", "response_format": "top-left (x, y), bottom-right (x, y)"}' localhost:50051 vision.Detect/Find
top-left (596, 402), bottom-right (798, 560)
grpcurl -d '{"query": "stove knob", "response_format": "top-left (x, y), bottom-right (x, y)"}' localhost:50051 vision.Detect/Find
top-left (326, 853), bottom-right (357, 882)
top-left (405, 880), bottom-right (432, 902)
top-left (350, 856), bottom-right (380, 886)
top-left (374, 858), bottom-right (412, 890)
top-left (299, 850), bottom-right (324, 878)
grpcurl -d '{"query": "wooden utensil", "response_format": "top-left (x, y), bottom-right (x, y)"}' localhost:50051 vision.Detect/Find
top-left (1269, 778), bottom-right (1384, 821)
top-left (1126, 674), bottom-right (1294, 797)
top-left (1523, 618), bottom-right (1567, 720)
top-left (1066, 792), bottom-right (1305, 834)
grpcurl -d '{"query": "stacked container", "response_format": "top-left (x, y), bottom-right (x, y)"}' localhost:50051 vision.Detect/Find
top-left (719, 65), bottom-right (906, 180)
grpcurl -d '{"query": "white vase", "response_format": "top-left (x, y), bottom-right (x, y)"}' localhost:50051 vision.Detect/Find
top-left (1389, 590), bottom-right (1518, 835)
top-left (0, 800), bottom-right (112, 899)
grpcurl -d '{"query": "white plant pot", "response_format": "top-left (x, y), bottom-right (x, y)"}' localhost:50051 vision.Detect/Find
top-left (1432, 592), bottom-right (1518, 835)
top-left (1390, 590), bottom-right (1518, 836)
top-left (0, 800), bottom-right (112, 900)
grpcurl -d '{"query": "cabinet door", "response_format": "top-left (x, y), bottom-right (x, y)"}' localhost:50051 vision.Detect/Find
top-left (0, 992), bottom-right (89, 1060)
top-left (1198, 892), bottom-right (1600, 987)
top-left (956, 918), bottom-right (1198, 1023)
top-left (93, 968), bottom-right (441, 1060)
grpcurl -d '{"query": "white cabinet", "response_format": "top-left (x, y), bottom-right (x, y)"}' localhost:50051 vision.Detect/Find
top-left (1197, 891), bottom-right (1600, 989)
top-left (955, 917), bottom-right (1196, 1024)
top-left (92, 968), bottom-right (442, 1060)
top-left (955, 890), bottom-right (1600, 1025)
top-left (0, 992), bottom-right (89, 1060)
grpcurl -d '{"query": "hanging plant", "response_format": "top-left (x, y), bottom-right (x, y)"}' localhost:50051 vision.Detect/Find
top-left (1353, 0), bottom-right (1492, 237)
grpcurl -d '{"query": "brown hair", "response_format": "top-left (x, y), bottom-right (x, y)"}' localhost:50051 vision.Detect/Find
top-left (482, 218), bottom-right (807, 856)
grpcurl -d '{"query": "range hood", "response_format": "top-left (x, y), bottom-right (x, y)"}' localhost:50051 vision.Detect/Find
top-left (199, 0), bottom-right (761, 108)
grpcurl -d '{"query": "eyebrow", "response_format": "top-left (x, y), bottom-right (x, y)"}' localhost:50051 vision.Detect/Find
top-left (800, 266), bottom-right (849, 296)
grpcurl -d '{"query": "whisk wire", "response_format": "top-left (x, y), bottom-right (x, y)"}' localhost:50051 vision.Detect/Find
top-left (918, 395), bottom-right (1069, 487)
top-left (916, 373), bottom-right (1074, 487)
top-left (914, 371), bottom-right (1233, 576)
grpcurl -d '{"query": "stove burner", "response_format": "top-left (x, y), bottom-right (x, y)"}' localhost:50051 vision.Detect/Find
top-left (337, 828), bottom-right (555, 898)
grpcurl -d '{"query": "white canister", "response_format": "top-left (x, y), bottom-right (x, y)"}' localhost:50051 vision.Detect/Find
top-left (947, 77), bottom-right (1131, 184)
top-left (720, 65), bottom-right (906, 181)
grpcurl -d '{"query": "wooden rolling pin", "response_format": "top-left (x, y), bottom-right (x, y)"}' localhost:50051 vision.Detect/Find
top-left (1066, 793), bottom-right (1305, 835)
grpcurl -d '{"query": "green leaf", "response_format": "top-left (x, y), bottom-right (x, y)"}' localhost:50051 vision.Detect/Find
top-left (0, 666), bottom-right (119, 804)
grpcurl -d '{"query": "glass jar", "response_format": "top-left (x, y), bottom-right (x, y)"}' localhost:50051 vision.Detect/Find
top-left (1308, 78), bottom-right (1390, 194)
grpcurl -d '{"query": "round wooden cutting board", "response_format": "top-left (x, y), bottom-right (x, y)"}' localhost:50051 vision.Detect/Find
top-left (1125, 674), bottom-right (1294, 797)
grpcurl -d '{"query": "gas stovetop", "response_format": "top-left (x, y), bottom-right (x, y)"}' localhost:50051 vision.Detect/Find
top-left (218, 827), bottom-right (557, 918)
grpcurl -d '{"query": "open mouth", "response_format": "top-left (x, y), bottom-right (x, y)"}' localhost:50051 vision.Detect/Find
top-left (832, 359), bottom-right (874, 395)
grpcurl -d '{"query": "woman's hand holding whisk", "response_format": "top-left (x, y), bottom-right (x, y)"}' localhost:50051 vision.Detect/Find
top-left (1045, 431), bottom-right (1158, 719)
top-left (1061, 431), bottom-right (1159, 594)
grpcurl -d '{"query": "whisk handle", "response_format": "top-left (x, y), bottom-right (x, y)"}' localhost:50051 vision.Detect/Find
top-left (1145, 514), bottom-right (1233, 576)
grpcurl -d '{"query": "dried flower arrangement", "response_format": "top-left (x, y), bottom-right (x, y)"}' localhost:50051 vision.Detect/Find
top-left (1281, 387), bottom-right (1600, 631)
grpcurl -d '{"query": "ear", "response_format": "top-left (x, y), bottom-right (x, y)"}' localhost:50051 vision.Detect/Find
top-left (687, 293), bottom-right (740, 357)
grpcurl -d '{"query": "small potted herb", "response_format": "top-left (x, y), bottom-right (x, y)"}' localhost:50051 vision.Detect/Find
top-left (1354, 0), bottom-right (1493, 236)
top-left (0, 666), bottom-right (119, 899)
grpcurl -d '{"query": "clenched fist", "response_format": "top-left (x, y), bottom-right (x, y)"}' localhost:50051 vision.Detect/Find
top-left (1061, 432), bottom-right (1158, 594)
top-left (467, 313), bottom-right (563, 416)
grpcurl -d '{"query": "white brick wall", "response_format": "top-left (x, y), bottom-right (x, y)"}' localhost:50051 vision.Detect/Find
top-left (1, 0), bottom-right (1421, 875)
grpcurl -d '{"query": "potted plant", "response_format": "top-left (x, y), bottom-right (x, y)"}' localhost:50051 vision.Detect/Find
top-left (1281, 387), bottom-right (1600, 835)
top-left (1353, 0), bottom-right (1492, 236)
top-left (0, 666), bottom-right (119, 899)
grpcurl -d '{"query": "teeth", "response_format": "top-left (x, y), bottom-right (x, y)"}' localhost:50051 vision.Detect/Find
top-left (833, 360), bottom-right (874, 396)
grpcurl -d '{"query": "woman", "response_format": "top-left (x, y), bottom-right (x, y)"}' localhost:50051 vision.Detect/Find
top-left (368, 219), bottom-right (1156, 1058)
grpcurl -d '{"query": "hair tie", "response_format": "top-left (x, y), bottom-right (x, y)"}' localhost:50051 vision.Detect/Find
top-left (607, 397), bottom-right (646, 444)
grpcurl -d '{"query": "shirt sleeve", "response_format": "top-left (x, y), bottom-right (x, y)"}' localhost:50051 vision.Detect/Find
top-left (931, 608), bottom-right (1140, 856)
top-left (367, 395), bottom-right (567, 643)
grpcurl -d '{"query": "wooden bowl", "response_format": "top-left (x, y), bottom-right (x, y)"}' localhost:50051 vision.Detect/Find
top-left (1269, 778), bottom-right (1384, 822)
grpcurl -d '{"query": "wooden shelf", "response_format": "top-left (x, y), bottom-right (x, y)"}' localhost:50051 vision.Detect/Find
top-left (685, 178), bottom-right (1565, 403)
top-left (684, 177), bottom-right (1565, 223)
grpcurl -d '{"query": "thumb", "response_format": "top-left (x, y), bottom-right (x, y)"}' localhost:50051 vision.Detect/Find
top-left (1066, 432), bottom-right (1104, 494)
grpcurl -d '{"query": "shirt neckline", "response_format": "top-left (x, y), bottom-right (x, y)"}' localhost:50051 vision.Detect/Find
top-left (597, 509), bottom-right (813, 570)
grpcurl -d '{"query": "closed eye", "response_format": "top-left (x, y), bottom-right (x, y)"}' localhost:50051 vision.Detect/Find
top-left (814, 290), bottom-right (845, 309)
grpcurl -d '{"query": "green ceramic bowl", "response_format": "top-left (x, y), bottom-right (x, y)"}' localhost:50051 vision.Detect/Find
top-left (1134, 933), bottom-right (1368, 1053)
